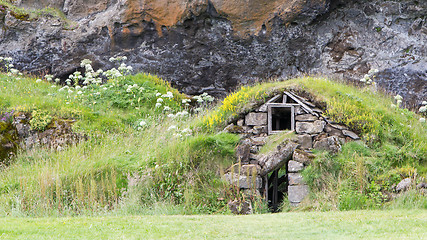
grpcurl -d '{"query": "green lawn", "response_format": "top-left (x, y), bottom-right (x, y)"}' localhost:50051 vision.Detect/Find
top-left (0, 210), bottom-right (426, 239)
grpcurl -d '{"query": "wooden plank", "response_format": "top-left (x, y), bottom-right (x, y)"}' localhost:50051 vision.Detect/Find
top-left (258, 94), bottom-right (282, 112)
top-left (284, 91), bottom-right (318, 117)
top-left (272, 170), bottom-right (279, 212)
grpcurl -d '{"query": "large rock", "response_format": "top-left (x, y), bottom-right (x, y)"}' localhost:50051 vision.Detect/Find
top-left (342, 130), bottom-right (360, 140)
top-left (288, 173), bottom-right (305, 185)
top-left (324, 124), bottom-right (345, 138)
top-left (313, 136), bottom-right (341, 153)
top-left (228, 200), bottom-right (252, 215)
top-left (288, 185), bottom-right (309, 203)
top-left (292, 149), bottom-right (315, 165)
top-left (297, 134), bottom-right (312, 149)
top-left (0, 0), bottom-right (425, 104)
top-left (295, 114), bottom-right (318, 122)
top-left (288, 160), bottom-right (304, 173)
top-left (295, 120), bottom-right (326, 134)
top-left (245, 113), bottom-right (267, 126)
top-left (396, 178), bottom-right (412, 192)
top-left (259, 141), bottom-right (299, 176)
top-left (235, 141), bottom-right (251, 163)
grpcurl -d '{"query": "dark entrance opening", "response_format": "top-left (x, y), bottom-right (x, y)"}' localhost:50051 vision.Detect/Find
top-left (266, 168), bottom-right (288, 212)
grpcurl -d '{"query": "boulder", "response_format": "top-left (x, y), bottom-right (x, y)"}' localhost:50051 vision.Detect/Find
top-left (245, 113), bottom-right (267, 126)
top-left (235, 141), bottom-right (251, 163)
top-left (313, 136), bottom-right (341, 153)
top-left (295, 120), bottom-right (325, 134)
top-left (288, 173), bottom-right (305, 185)
top-left (313, 132), bottom-right (328, 142)
top-left (324, 124), bottom-right (345, 138)
top-left (288, 160), bottom-right (304, 173)
top-left (251, 125), bottom-right (267, 135)
top-left (228, 200), bottom-right (252, 215)
top-left (288, 185), bottom-right (309, 203)
top-left (297, 134), bottom-right (312, 149)
top-left (342, 130), bottom-right (360, 140)
top-left (396, 178), bottom-right (412, 192)
top-left (224, 123), bottom-right (245, 133)
top-left (250, 136), bottom-right (266, 146)
top-left (292, 149), bottom-right (315, 165)
top-left (259, 141), bottom-right (299, 176)
top-left (295, 114), bottom-right (318, 122)
top-left (237, 119), bottom-right (244, 126)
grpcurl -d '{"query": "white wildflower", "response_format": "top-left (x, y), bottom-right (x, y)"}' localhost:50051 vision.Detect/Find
top-left (168, 125), bottom-right (177, 131)
top-left (155, 102), bottom-right (162, 108)
top-left (420, 118), bottom-right (426, 123)
top-left (36, 79), bottom-right (42, 83)
top-left (157, 98), bottom-right (163, 103)
top-left (139, 120), bottom-right (147, 127)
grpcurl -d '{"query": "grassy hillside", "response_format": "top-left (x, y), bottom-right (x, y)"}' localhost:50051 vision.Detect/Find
top-left (0, 59), bottom-right (426, 216)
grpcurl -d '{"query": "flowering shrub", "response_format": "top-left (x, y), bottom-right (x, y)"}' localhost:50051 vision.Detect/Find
top-left (0, 109), bottom-right (14, 123)
top-left (391, 94), bottom-right (403, 108)
top-left (29, 109), bottom-right (53, 131)
top-left (359, 69), bottom-right (379, 86)
top-left (0, 56), bottom-right (20, 76)
top-left (203, 86), bottom-right (269, 129)
top-left (326, 96), bottom-right (378, 136)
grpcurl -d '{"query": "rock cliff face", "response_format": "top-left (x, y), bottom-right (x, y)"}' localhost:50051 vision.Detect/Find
top-left (1, 0), bottom-right (426, 105)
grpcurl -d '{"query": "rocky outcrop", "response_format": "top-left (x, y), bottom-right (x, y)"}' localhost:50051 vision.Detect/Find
top-left (0, 0), bottom-right (426, 105)
top-left (0, 112), bottom-right (85, 165)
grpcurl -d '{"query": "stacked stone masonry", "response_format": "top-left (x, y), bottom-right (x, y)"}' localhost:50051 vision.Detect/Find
top-left (223, 92), bottom-right (360, 212)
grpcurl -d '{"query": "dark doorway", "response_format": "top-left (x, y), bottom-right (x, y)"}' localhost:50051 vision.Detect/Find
top-left (267, 169), bottom-right (288, 212)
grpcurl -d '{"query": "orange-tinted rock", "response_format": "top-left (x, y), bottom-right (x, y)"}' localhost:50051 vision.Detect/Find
top-left (122, 0), bottom-right (328, 36)
top-left (17, 0), bottom-right (328, 36)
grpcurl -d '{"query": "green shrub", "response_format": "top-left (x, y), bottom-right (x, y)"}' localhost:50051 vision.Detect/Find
top-left (29, 109), bottom-right (52, 131)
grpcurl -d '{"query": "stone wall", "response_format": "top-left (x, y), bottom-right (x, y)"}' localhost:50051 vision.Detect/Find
top-left (223, 93), bottom-right (360, 211)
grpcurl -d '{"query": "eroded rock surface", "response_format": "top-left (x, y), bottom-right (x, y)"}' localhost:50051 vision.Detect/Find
top-left (0, 0), bottom-right (425, 105)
